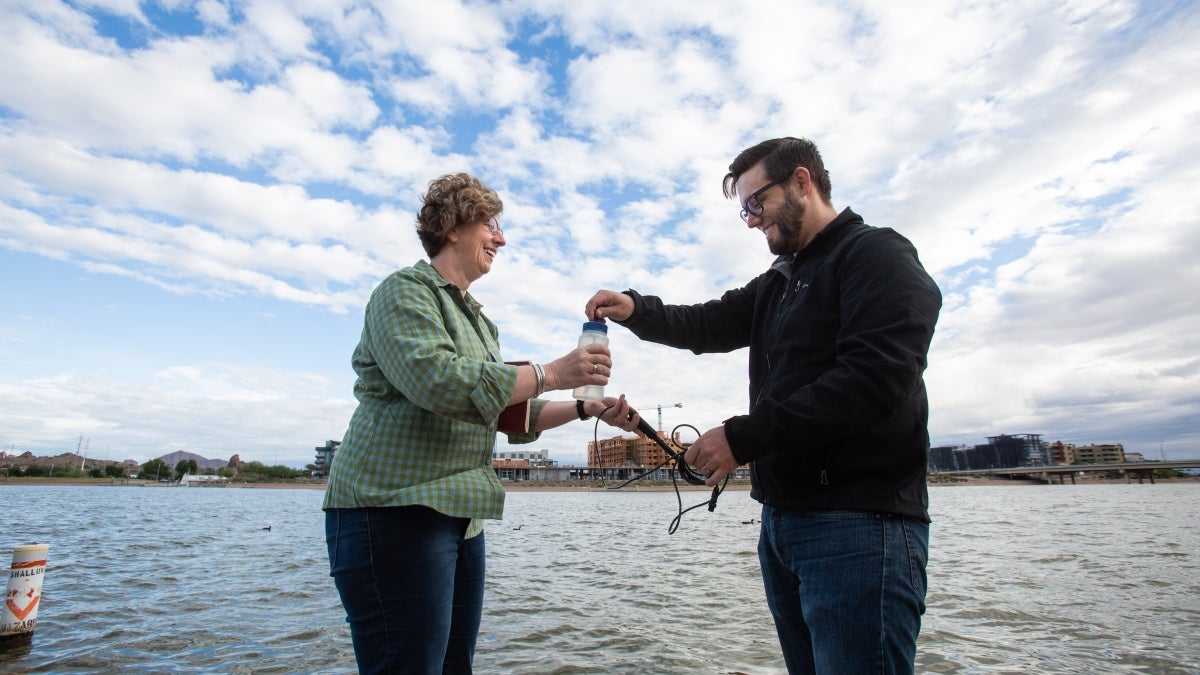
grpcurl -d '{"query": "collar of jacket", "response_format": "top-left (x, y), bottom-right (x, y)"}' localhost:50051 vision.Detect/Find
top-left (767, 207), bottom-right (864, 277)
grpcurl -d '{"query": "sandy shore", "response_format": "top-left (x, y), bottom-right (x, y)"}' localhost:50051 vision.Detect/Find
top-left (0, 478), bottom-right (329, 489)
top-left (504, 482), bottom-right (749, 492)
top-left (3, 476), bottom-right (1194, 490)
top-left (929, 475), bottom-right (1199, 486)
top-left (0, 478), bottom-right (743, 491)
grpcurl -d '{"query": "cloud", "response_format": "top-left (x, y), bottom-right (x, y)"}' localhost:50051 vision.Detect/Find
top-left (1, 0), bottom-right (1199, 466)
top-left (0, 364), bottom-right (354, 465)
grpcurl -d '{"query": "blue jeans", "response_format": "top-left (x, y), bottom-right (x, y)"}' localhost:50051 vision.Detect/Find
top-left (758, 505), bottom-right (928, 675)
top-left (325, 506), bottom-right (485, 675)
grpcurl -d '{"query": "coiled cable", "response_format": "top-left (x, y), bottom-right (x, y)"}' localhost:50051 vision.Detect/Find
top-left (591, 407), bottom-right (726, 533)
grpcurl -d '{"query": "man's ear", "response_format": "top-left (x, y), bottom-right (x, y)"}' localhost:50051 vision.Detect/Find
top-left (790, 165), bottom-right (812, 195)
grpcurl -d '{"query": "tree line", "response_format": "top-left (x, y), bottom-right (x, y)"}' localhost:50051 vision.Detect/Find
top-left (2, 458), bottom-right (308, 481)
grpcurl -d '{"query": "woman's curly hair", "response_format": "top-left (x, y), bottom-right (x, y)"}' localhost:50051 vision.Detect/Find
top-left (416, 173), bottom-right (504, 257)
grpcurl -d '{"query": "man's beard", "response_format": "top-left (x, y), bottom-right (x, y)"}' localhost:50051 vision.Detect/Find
top-left (767, 192), bottom-right (806, 256)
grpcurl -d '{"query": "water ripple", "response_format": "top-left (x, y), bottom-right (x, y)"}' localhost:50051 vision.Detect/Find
top-left (1, 484), bottom-right (1198, 673)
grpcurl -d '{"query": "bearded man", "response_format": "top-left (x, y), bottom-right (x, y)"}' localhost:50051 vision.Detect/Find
top-left (586, 137), bottom-right (942, 675)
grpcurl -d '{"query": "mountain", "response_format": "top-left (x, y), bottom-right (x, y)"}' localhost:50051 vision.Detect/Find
top-left (0, 451), bottom-right (135, 469)
top-left (157, 450), bottom-right (227, 470)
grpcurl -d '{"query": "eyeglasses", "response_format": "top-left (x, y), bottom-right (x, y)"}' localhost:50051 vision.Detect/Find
top-left (482, 218), bottom-right (503, 236)
top-left (739, 175), bottom-right (790, 223)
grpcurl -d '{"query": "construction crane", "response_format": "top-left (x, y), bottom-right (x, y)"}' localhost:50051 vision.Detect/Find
top-left (644, 402), bottom-right (683, 432)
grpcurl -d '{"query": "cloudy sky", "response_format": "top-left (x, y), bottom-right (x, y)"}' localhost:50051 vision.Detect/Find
top-left (1, 0), bottom-right (1197, 468)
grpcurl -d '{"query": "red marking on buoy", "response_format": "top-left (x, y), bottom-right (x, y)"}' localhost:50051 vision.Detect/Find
top-left (5, 596), bottom-right (39, 621)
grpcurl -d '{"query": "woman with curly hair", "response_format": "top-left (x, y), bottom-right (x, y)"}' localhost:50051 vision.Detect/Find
top-left (323, 173), bottom-right (641, 674)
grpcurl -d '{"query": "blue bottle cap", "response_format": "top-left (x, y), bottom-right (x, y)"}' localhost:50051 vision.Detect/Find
top-left (582, 321), bottom-right (608, 333)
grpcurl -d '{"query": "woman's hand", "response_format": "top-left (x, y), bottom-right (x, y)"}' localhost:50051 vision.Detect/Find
top-left (585, 394), bottom-right (644, 434)
top-left (543, 343), bottom-right (611, 391)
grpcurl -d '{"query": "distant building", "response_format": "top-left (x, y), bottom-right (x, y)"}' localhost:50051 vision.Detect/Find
top-left (490, 458), bottom-right (593, 481)
top-left (927, 434), bottom-right (1048, 472)
top-left (987, 434), bottom-right (1048, 467)
top-left (1048, 441), bottom-right (1073, 465)
top-left (928, 445), bottom-right (964, 472)
top-left (1067, 443), bottom-right (1125, 464)
top-left (493, 458), bottom-right (534, 481)
top-left (179, 473), bottom-right (229, 487)
top-left (588, 433), bottom-right (683, 468)
top-left (314, 440), bottom-right (340, 477)
top-left (493, 449), bottom-right (553, 465)
top-left (930, 438), bottom-right (1133, 473)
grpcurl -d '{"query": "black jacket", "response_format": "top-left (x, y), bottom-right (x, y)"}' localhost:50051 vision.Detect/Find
top-left (619, 209), bottom-right (941, 521)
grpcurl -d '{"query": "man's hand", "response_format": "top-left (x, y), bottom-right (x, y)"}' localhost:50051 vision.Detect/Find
top-left (585, 290), bottom-right (634, 323)
top-left (683, 425), bottom-right (738, 487)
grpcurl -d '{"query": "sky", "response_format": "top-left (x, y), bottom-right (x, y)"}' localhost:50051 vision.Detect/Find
top-left (1, 0), bottom-right (1198, 469)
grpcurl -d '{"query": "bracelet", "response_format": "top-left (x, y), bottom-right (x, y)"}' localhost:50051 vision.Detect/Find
top-left (576, 399), bottom-right (591, 421)
top-left (532, 363), bottom-right (545, 397)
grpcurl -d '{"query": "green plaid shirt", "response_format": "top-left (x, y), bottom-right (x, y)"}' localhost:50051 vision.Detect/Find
top-left (323, 260), bottom-right (546, 536)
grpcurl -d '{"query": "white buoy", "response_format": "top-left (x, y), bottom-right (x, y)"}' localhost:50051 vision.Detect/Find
top-left (2, 543), bottom-right (49, 640)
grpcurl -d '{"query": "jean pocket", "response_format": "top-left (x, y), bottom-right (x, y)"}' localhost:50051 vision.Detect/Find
top-left (902, 519), bottom-right (929, 598)
top-left (324, 509), bottom-right (340, 574)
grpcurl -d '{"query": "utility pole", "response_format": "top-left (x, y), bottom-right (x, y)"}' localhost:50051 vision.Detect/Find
top-left (645, 403), bottom-right (683, 432)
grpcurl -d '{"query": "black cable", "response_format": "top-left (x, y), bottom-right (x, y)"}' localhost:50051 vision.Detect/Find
top-left (591, 406), bottom-right (726, 533)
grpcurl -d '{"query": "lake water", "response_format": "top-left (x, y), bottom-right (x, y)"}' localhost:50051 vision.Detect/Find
top-left (1, 482), bottom-right (1198, 674)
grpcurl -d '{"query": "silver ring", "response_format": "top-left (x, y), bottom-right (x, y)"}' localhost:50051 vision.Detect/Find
top-left (592, 363), bottom-right (599, 374)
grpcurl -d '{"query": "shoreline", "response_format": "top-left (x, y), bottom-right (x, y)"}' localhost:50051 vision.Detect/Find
top-left (0, 478), bottom-right (744, 491)
top-left (2, 476), bottom-right (1196, 490)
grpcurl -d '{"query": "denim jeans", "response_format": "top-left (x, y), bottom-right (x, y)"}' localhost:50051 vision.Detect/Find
top-left (325, 506), bottom-right (485, 675)
top-left (758, 505), bottom-right (928, 675)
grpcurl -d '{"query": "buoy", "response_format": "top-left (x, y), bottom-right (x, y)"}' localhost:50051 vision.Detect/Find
top-left (2, 543), bottom-right (49, 641)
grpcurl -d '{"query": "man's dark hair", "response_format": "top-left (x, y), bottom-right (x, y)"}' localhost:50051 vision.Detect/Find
top-left (722, 137), bottom-right (832, 205)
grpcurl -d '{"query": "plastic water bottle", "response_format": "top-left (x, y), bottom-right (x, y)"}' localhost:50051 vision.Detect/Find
top-left (572, 321), bottom-right (609, 401)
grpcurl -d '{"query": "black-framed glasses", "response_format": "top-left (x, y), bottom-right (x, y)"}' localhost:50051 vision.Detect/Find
top-left (739, 175), bottom-right (790, 223)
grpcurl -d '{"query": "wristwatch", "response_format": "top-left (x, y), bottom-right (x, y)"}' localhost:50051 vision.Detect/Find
top-left (576, 399), bottom-right (591, 420)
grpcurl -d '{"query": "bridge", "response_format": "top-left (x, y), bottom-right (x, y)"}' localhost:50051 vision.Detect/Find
top-left (932, 459), bottom-right (1200, 484)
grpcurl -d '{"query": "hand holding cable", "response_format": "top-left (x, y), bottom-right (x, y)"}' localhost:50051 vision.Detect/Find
top-left (682, 425), bottom-right (739, 487)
